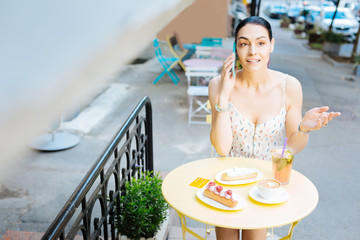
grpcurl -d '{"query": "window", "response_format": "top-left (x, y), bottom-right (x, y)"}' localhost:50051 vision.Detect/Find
top-left (324, 10), bottom-right (353, 19)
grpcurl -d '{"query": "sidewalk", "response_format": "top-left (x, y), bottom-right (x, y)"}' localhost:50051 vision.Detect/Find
top-left (1, 19), bottom-right (360, 239)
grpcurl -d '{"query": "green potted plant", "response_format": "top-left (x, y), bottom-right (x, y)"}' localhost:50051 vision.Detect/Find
top-left (294, 23), bottom-right (304, 35)
top-left (280, 15), bottom-right (291, 28)
top-left (307, 28), bottom-right (322, 43)
top-left (116, 171), bottom-right (169, 240)
top-left (320, 31), bottom-right (345, 44)
top-left (321, 31), bottom-right (353, 58)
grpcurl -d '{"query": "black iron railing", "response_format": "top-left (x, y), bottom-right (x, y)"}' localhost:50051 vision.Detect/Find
top-left (42, 96), bottom-right (153, 240)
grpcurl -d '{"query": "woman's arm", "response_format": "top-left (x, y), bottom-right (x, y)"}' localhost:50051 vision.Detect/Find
top-left (209, 54), bottom-right (236, 156)
top-left (285, 76), bottom-right (341, 153)
top-left (209, 78), bottom-right (233, 156)
top-left (284, 76), bottom-right (309, 153)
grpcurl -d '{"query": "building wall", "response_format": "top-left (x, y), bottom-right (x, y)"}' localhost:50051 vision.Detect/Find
top-left (157, 0), bottom-right (230, 43)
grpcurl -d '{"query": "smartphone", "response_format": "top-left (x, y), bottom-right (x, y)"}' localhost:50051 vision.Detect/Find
top-left (232, 41), bottom-right (236, 78)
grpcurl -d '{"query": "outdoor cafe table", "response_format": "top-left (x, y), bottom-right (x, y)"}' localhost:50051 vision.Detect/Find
top-left (161, 157), bottom-right (319, 240)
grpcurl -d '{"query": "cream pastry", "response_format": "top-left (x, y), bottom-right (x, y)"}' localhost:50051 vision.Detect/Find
top-left (203, 182), bottom-right (238, 208)
top-left (221, 167), bottom-right (258, 181)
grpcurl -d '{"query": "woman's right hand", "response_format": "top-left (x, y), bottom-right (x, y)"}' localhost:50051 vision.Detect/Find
top-left (219, 53), bottom-right (236, 100)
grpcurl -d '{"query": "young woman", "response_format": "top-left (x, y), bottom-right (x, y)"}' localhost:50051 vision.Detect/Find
top-left (208, 16), bottom-right (341, 240)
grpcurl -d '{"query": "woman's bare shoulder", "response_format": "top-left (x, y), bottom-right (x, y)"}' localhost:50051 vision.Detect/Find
top-left (208, 75), bottom-right (221, 93)
top-left (270, 70), bottom-right (302, 108)
top-left (209, 75), bottom-right (221, 88)
top-left (208, 75), bottom-right (221, 103)
top-left (282, 73), bottom-right (303, 109)
top-left (270, 70), bottom-right (301, 91)
top-left (285, 74), bottom-right (302, 93)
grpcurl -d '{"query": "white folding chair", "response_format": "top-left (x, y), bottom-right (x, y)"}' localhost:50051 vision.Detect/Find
top-left (195, 46), bottom-right (232, 60)
top-left (185, 66), bottom-right (219, 125)
top-left (195, 45), bottom-right (213, 58)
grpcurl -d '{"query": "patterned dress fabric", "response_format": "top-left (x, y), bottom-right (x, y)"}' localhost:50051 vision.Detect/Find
top-left (229, 75), bottom-right (287, 161)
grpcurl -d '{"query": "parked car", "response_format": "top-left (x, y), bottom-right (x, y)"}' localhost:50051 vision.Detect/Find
top-left (264, 3), bottom-right (287, 19)
top-left (338, 0), bottom-right (360, 21)
top-left (315, 7), bottom-right (359, 41)
top-left (229, 1), bottom-right (248, 22)
top-left (287, 5), bottom-right (303, 23)
top-left (296, 5), bottom-right (319, 23)
top-left (303, 6), bottom-right (321, 30)
top-left (229, 1), bottom-right (248, 34)
top-left (319, 0), bottom-right (335, 8)
top-left (339, 0), bottom-right (357, 10)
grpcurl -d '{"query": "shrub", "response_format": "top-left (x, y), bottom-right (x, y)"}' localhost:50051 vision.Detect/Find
top-left (280, 15), bottom-right (291, 24)
top-left (320, 31), bottom-right (346, 43)
top-left (116, 171), bottom-right (169, 240)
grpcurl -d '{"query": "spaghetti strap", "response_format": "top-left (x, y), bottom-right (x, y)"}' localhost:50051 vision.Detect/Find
top-left (282, 74), bottom-right (287, 107)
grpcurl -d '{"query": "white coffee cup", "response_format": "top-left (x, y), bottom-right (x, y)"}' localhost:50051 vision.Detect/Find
top-left (257, 178), bottom-right (282, 199)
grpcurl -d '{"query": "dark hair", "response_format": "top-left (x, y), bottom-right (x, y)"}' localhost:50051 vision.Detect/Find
top-left (234, 16), bottom-right (273, 43)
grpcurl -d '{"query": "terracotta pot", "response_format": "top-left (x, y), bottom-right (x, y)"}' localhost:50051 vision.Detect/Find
top-left (280, 22), bottom-right (289, 28)
top-left (294, 29), bottom-right (302, 35)
top-left (308, 33), bottom-right (321, 43)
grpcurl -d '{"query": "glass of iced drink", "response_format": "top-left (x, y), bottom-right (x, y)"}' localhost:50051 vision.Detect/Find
top-left (271, 146), bottom-right (294, 185)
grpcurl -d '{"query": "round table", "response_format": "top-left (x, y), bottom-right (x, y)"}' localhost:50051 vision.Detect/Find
top-left (162, 157), bottom-right (318, 239)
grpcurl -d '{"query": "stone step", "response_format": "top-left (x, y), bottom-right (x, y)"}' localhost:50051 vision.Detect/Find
top-left (0, 231), bottom-right (84, 240)
top-left (167, 226), bottom-right (216, 240)
top-left (1, 231), bottom-right (43, 240)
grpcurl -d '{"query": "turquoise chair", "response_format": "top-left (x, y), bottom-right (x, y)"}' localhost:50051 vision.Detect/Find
top-left (182, 37), bottom-right (223, 50)
top-left (153, 39), bottom-right (180, 85)
top-left (201, 37), bottom-right (223, 47)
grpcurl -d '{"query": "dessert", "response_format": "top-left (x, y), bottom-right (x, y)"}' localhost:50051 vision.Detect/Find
top-left (203, 182), bottom-right (238, 208)
top-left (221, 167), bottom-right (258, 181)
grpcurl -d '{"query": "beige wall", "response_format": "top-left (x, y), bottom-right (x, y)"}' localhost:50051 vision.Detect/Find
top-left (157, 0), bottom-right (230, 43)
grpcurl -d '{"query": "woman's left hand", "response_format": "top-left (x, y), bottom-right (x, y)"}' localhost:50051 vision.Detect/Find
top-left (300, 106), bottom-right (341, 132)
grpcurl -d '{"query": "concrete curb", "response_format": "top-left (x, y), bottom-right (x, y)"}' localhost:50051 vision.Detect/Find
top-left (322, 53), bottom-right (353, 68)
top-left (155, 209), bottom-right (171, 240)
top-left (59, 83), bottom-right (130, 134)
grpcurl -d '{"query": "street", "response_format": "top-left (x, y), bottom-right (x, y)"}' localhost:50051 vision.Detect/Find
top-left (1, 5), bottom-right (360, 239)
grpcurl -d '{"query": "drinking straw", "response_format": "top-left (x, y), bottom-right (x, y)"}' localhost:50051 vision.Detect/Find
top-left (281, 137), bottom-right (288, 158)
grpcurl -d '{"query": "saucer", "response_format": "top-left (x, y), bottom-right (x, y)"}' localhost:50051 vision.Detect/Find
top-left (249, 186), bottom-right (289, 204)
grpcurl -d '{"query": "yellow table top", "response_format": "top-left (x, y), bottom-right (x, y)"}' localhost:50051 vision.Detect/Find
top-left (162, 157), bottom-right (319, 229)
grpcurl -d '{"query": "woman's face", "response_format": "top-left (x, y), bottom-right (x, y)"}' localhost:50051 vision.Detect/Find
top-left (236, 23), bottom-right (274, 72)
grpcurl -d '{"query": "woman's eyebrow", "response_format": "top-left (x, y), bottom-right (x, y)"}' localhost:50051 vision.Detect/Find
top-left (237, 36), bottom-right (267, 41)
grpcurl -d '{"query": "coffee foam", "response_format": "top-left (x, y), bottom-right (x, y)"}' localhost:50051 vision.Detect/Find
top-left (259, 179), bottom-right (280, 189)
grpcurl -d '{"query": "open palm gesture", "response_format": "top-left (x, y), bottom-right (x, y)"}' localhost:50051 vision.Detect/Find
top-left (301, 106), bottom-right (341, 131)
